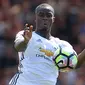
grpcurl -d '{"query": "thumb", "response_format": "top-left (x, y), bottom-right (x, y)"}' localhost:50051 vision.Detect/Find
top-left (29, 25), bottom-right (33, 32)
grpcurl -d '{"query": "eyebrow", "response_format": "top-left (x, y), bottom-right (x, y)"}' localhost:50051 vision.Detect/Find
top-left (38, 10), bottom-right (54, 15)
top-left (37, 11), bottom-right (53, 18)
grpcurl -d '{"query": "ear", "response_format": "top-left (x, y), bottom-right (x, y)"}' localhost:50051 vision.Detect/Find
top-left (52, 17), bottom-right (55, 23)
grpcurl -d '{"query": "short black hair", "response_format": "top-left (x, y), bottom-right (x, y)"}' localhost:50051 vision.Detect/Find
top-left (35, 3), bottom-right (54, 14)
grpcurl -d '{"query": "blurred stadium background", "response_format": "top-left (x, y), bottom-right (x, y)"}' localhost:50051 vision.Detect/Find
top-left (0, 0), bottom-right (85, 85)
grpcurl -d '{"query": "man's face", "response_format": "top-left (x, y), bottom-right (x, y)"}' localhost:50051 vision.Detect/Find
top-left (35, 9), bottom-right (55, 32)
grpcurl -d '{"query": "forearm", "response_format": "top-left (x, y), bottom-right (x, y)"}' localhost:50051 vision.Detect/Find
top-left (76, 49), bottom-right (85, 68)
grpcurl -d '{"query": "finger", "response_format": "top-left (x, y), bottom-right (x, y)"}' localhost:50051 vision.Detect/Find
top-left (24, 24), bottom-right (29, 35)
top-left (25, 24), bottom-right (29, 30)
top-left (29, 25), bottom-right (33, 32)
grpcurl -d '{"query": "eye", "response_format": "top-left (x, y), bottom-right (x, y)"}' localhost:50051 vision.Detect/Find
top-left (46, 13), bottom-right (52, 18)
top-left (38, 12), bottom-right (53, 18)
top-left (38, 12), bottom-right (45, 17)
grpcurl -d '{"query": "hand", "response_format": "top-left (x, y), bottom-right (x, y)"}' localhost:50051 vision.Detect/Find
top-left (23, 24), bottom-right (33, 43)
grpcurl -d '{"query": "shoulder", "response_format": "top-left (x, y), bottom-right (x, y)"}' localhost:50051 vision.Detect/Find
top-left (50, 36), bottom-right (60, 41)
top-left (60, 40), bottom-right (73, 48)
top-left (51, 36), bottom-right (73, 48)
top-left (51, 36), bottom-right (77, 55)
top-left (54, 37), bottom-right (77, 54)
top-left (60, 40), bottom-right (77, 55)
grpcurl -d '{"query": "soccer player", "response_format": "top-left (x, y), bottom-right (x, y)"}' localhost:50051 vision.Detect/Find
top-left (9, 3), bottom-right (85, 85)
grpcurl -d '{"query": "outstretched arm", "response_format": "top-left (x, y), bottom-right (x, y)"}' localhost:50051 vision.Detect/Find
top-left (14, 24), bottom-right (33, 52)
top-left (76, 49), bottom-right (85, 68)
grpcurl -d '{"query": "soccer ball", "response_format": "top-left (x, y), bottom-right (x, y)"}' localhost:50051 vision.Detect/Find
top-left (53, 46), bottom-right (78, 72)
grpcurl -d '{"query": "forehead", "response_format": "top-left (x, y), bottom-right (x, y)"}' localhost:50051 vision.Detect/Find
top-left (38, 7), bottom-right (53, 12)
top-left (35, 4), bottom-right (54, 15)
top-left (37, 8), bottom-right (53, 14)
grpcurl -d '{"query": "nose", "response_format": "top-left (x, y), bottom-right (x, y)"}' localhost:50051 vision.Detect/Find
top-left (43, 16), bottom-right (48, 20)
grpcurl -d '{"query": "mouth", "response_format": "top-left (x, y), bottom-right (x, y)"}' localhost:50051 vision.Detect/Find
top-left (44, 23), bottom-right (47, 25)
top-left (44, 23), bottom-right (48, 27)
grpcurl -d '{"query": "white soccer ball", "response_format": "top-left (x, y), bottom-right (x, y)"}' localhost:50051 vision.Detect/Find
top-left (53, 46), bottom-right (78, 72)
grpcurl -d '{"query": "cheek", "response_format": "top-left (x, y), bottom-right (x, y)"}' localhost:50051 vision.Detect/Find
top-left (38, 20), bottom-right (43, 26)
top-left (37, 18), bottom-right (42, 23)
top-left (49, 19), bottom-right (53, 25)
top-left (36, 19), bottom-right (44, 28)
top-left (36, 18), bottom-right (41, 25)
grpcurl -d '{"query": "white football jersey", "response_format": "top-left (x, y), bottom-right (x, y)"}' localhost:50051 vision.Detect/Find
top-left (9, 31), bottom-right (75, 85)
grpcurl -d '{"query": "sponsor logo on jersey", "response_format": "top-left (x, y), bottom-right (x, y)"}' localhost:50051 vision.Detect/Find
top-left (39, 47), bottom-right (54, 57)
top-left (36, 54), bottom-right (52, 61)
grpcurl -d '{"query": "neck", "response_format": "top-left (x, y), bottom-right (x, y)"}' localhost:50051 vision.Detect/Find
top-left (35, 30), bottom-right (51, 39)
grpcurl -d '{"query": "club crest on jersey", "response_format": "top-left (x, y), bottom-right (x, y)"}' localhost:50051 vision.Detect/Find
top-left (36, 39), bottom-right (42, 43)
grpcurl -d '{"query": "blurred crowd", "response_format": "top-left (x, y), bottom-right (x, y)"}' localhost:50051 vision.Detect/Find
top-left (0, 0), bottom-right (85, 85)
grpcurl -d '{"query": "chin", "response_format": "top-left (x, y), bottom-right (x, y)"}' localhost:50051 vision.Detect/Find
top-left (42, 26), bottom-right (48, 30)
top-left (40, 28), bottom-right (47, 32)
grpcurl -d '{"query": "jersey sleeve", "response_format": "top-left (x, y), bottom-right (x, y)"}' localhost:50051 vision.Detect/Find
top-left (60, 40), bottom-right (77, 55)
top-left (60, 40), bottom-right (73, 48)
top-left (54, 38), bottom-right (77, 55)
